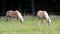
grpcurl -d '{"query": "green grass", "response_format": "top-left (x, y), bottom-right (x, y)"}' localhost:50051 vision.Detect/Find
top-left (0, 16), bottom-right (60, 34)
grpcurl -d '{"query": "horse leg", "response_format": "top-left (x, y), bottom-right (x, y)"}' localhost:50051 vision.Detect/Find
top-left (38, 18), bottom-right (41, 26)
top-left (41, 18), bottom-right (43, 23)
top-left (16, 16), bottom-right (18, 21)
top-left (6, 16), bottom-right (11, 22)
top-left (6, 15), bottom-right (10, 22)
top-left (6, 16), bottom-right (8, 21)
top-left (9, 16), bottom-right (11, 21)
top-left (46, 19), bottom-right (50, 26)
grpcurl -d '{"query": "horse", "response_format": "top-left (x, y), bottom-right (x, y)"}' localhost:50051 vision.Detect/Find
top-left (37, 10), bottom-right (51, 26)
top-left (6, 10), bottom-right (24, 23)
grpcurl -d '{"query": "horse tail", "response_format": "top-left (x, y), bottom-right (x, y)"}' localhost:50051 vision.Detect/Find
top-left (6, 11), bottom-right (9, 21)
top-left (44, 11), bottom-right (51, 23)
top-left (16, 11), bottom-right (24, 22)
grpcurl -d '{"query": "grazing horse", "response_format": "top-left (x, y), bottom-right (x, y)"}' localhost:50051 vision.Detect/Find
top-left (6, 10), bottom-right (24, 23)
top-left (37, 10), bottom-right (51, 26)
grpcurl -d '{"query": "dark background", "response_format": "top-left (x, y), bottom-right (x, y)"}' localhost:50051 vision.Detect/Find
top-left (0, 0), bottom-right (60, 16)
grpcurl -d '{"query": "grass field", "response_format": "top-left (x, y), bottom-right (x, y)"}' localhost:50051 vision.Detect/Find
top-left (0, 16), bottom-right (60, 34)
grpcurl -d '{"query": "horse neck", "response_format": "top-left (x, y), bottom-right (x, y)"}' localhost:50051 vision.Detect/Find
top-left (44, 11), bottom-right (51, 23)
top-left (16, 11), bottom-right (23, 22)
top-left (16, 11), bottom-right (21, 17)
top-left (44, 11), bottom-right (49, 19)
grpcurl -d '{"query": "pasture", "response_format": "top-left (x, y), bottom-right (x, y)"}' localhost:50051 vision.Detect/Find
top-left (0, 16), bottom-right (60, 34)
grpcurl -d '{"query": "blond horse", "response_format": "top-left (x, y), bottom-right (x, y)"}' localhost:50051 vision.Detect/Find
top-left (6, 10), bottom-right (24, 23)
top-left (37, 10), bottom-right (51, 26)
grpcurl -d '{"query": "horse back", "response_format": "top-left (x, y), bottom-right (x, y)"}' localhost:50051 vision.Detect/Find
top-left (6, 10), bottom-right (18, 17)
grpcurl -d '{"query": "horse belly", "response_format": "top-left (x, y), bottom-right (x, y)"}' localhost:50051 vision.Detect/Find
top-left (9, 12), bottom-right (17, 18)
top-left (10, 15), bottom-right (16, 17)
